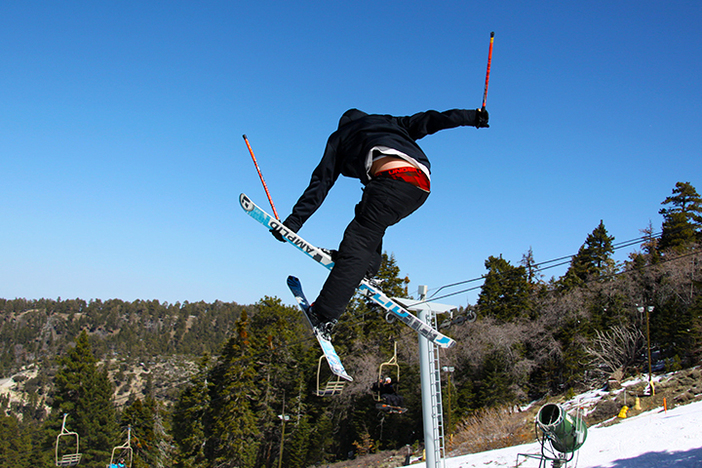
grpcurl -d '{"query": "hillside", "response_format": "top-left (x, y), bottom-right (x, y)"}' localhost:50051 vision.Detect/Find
top-left (320, 367), bottom-right (702, 468)
top-left (0, 238), bottom-right (700, 467)
top-left (0, 297), bottom-right (252, 412)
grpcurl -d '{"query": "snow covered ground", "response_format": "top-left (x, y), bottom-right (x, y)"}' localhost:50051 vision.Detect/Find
top-left (435, 398), bottom-right (702, 468)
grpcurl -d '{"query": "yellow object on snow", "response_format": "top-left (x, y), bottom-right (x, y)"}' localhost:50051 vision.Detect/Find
top-left (618, 406), bottom-right (629, 418)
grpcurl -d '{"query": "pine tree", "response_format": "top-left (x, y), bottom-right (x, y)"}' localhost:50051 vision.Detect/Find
top-left (477, 255), bottom-right (531, 321)
top-left (49, 330), bottom-right (118, 468)
top-left (248, 298), bottom-right (313, 468)
top-left (172, 355), bottom-right (210, 468)
top-left (375, 252), bottom-right (410, 298)
top-left (475, 348), bottom-right (515, 407)
top-left (659, 181), bottom-right (702, 250)
top-left (0, 411), bottom-right (32, 468)
top-left (207, 311), bottom-right (260, 468)
top-left (520, 247), bottom-right (542, 287)
top-left (121, 397), bottom-right (165, 468)
top-left (560, 220), bottom-right (615, 289)
top-left (283, 413), bottom-right (314, 468)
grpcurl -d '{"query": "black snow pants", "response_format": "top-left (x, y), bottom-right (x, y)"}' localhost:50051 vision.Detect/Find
top-left (313, 176), bottom-right (429, 321)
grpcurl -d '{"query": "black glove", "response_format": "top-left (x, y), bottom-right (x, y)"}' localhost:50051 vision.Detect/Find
top-left (475, 108), bottom-right (489, 128)
top-left (271, 227), bottom-right (286, 242)
top-left (270, 219), bottom-right (298, 243)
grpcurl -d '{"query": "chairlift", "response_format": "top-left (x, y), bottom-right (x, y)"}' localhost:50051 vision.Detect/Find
top-left (108, 426), bottom-right (133, 468)
top-left (374, 342), bottom-right (400, 402)
top-left (315, 355), bottom-right (345, 397)
top-left (55, 413), bottom-right (82, 467)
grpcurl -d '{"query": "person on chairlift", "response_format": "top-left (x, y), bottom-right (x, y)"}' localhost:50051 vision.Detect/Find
top-left (372, 376), bottom-right (404, 407)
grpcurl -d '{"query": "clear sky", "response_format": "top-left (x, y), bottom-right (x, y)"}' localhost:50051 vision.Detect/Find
top-left (1, 1), bottom-right (700, 308)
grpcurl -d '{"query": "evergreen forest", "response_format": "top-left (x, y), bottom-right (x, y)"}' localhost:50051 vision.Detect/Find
top-left (1, 181), bottom-right (701, 468)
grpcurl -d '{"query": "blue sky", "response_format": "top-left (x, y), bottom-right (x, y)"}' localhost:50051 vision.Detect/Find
top-left (1, 1), bottom-right (700, 308)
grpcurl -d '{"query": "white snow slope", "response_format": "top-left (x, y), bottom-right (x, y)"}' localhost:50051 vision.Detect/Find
top-left (434, 398), bottom-right (702, 468)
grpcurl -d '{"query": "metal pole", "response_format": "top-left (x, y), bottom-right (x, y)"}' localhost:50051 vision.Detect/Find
top-left (637, 305), bottom-right (655, 395)
top-left (646, 306), bottom-right (654, 383)
top-left (418, 314), bottom-right (436, 466)
top-left (418, 285), bottom-right (443, 468)
top-left (442, 367), bottom-right (455, 438)
top-left (447, 371), bottom-right (451, 436)
top-left (278, 395), bottom-right (287, 468)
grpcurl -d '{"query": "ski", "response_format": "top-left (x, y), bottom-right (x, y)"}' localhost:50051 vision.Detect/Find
top-left (287, 276), bottom-right (353, 382)
top-left (357, 281), bottom-right (454, 347)
top-left (240, 193), bottom-right (456, 349)
top-left (376, 403), bottom-right (408, 414)
top-left (239, 193), bottom-right (334, 269)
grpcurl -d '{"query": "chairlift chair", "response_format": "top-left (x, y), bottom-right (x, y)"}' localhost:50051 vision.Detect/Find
top-left (108, 426), bottom-right (133, 468)
top-left (55, 413), bottom-right (82, 467)
top-left (375, 342), bottom-right (400, 402)
top-left (315, 355), bottom-right (345, 397)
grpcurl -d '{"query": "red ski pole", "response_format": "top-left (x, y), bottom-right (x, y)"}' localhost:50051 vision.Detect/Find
top-left (481, 31), bottom-right (494, 110)
top-left (242, 134), bottom-right (280, 220)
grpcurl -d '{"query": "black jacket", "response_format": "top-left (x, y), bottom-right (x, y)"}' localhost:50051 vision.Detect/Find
top-left (284, 108), bottom-right (481, 232)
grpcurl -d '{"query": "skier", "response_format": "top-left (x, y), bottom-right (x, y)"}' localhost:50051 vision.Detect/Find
top-left (110, 458), bottom-right (126, 468)
top-left (272, 108), bottom-right (489, 338)
top-left (372, 376), bottom-right (404, 407)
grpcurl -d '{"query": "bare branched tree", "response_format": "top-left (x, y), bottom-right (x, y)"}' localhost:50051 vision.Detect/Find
top-left (585, 325), bottom-right (645, 378)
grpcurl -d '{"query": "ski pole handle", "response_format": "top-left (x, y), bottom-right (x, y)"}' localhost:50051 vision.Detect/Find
top-left (243, 134), bottom-right (280, 220)
top-left (482, 31), bottom-right (494, 110)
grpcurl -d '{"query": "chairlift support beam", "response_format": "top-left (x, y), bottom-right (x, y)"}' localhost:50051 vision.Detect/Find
top-left (395, 287), bottom-right (457, 468)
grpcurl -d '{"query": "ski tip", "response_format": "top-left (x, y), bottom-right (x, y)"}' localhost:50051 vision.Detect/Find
top-left (239, 193), bottom-right (252, 210)
top-left (286, 275), bottom-right (300, 287)
top-left (441, 338), bottom-right (457, 349)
